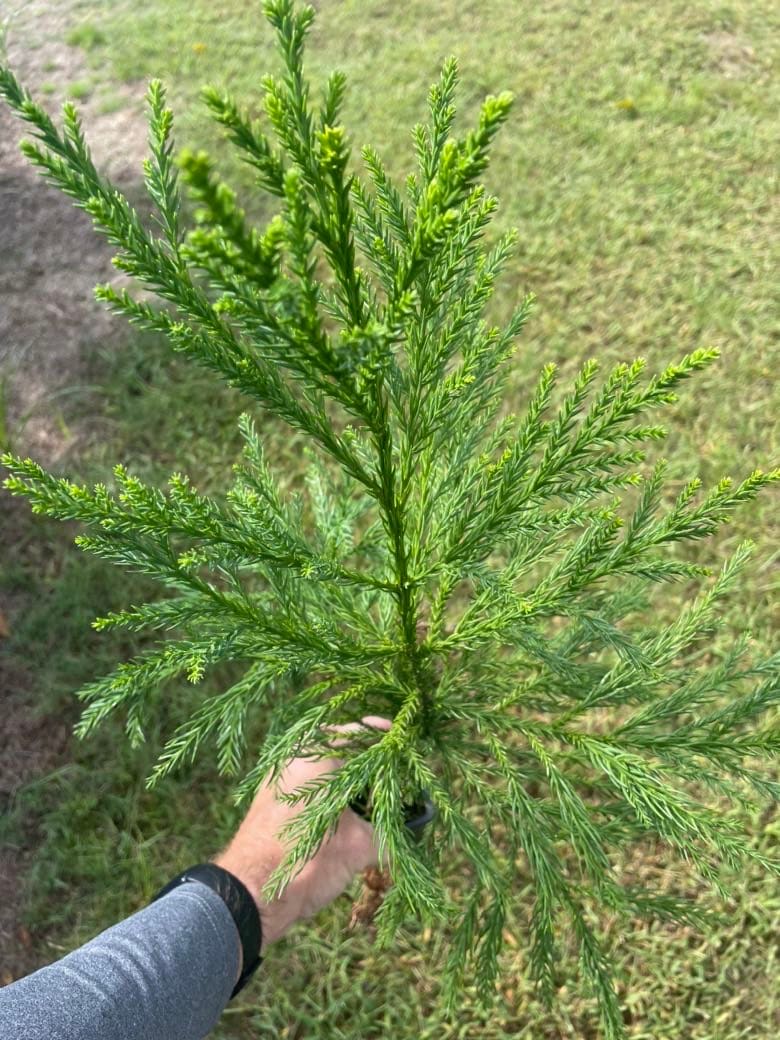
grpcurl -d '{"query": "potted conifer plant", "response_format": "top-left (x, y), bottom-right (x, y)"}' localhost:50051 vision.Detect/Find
top-left (2, 2), bottom-right (778, 1034)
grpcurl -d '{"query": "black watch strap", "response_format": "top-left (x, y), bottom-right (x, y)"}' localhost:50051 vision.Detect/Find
top-left (152, 862), bottom-right (263, 997)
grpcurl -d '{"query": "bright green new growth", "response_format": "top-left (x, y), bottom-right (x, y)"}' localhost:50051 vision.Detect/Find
top-left (2, 1), bottom-right (779, 1033)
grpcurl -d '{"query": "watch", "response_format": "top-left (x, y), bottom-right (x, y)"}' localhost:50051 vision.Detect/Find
top-left (152, 862), bottom-right (263, 997)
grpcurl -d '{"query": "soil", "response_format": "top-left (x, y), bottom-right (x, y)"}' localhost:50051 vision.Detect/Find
top-left (0, 0), bottom-right (147, 463)
top-left (703, 31), bottom-right (757, 79)
top-left (0, 2), bottom-right (148, 981)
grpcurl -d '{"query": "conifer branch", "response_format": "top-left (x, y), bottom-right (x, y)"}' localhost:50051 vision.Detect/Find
top-left (2, 3), bottom-right (778, 1029)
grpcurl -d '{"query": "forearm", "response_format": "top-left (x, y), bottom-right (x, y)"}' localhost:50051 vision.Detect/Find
top-left (0, 883), bottom-right (240, 1040)
top-left (0, 719), bottom-right (387, 1040)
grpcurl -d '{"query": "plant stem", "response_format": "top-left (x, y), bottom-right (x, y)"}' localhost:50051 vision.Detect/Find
top-left (372, 390), bottom-right (431, 734)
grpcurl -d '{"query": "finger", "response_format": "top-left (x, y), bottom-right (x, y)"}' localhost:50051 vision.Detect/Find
top-left (360, 715), bottom-right (392, 731)
top-left (323, 715), bottom-right (392, 751)
top-left (283, 717), bottom-right (393, 795)
top-left (340, 804), bottom-right (392, 870)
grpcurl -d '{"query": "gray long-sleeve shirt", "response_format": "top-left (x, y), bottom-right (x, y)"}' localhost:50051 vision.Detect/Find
top-left (0, 882), bottom-right (240, 1039)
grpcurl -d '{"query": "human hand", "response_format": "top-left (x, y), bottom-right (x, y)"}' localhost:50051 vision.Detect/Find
top-left (215, 716), bottom-right (390, 951)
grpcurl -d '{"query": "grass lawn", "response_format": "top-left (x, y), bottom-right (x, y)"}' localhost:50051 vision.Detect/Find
top-left (2, 0), bottom-right (779, 1036)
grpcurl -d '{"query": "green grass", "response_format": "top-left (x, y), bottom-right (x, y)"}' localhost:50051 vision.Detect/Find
top-left (64, 22), bottom-right (107, 51)
top-left (65, 77), bottom-right (92, 100)
top-left (95, 89), bottom-right (126, 114)
top-left (2, 0), bottom-right (779, 1036)
top-left (0, 376), bottom-right (10, 450)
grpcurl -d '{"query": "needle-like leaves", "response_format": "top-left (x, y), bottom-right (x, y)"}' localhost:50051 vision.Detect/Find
top-left (1, 2), bottom-right (778, 1032)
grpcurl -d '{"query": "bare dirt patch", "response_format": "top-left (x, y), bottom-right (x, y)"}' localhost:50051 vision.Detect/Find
top-left (1, 0), bottom-right (148, 982)
top-left (703, 30), bottom-right (756, 79)
top-left (1, 0), bottom-right (148, 464)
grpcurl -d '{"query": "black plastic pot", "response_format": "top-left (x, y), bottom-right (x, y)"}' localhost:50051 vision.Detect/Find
top-left (349, 789), bottom-right (436, 839)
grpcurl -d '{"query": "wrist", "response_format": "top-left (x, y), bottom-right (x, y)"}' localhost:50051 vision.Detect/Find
top-left (152, 862), bottom-right (263, 995)
top-left (215, 838), bottom-right (303, 949)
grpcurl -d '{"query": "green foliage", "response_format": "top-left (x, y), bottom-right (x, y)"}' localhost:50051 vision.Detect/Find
top-left (1, 1), bottom-right (778, 1033)
top-left (65, 23), bottom-right (107, 52)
